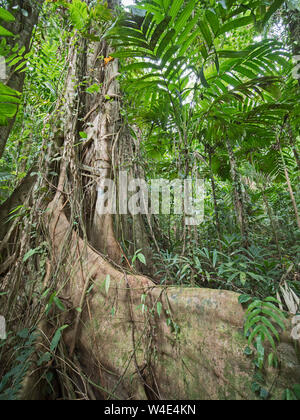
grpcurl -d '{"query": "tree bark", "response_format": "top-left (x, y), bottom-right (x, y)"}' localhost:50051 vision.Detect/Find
top-left (262, 190), bottom-right (282, 258)
top-left (288, 124), bottom-right (300, 171)
top-left (225, 139), bottom-right (248, 245)
top-left (278, 139), bottom-right (300, 230)
top-left (0, 167), bottom-right (36, 240)
top-left (208, 149), bottom-right (221, 240)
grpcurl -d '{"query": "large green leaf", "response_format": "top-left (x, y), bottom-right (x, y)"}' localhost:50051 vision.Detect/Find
top-left (149, 16), bottom-right (171, 50)
top-left (173, 0), bottom-right (197, 37)
top-left (205, 10), bottom-right (220, 36)
top-left (0, 82), bottom-right (21, 125)
top-left (219, 15), bottom-right (253, 35)
top-left (0, 7), bottom-right (15, 22)
top-left (0, 25), bottom-right (13, 36)
top-left (199, 19), bottom-right (213, 48)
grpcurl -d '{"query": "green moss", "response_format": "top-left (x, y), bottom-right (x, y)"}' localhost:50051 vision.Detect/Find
top-left (233, 329), bottom-right (246, 348)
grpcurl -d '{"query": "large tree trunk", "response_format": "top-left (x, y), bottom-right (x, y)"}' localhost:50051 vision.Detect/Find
top-left (19, 200), bottom-right (300, 400)
top-left (77, 37), bottom-right (156, 275)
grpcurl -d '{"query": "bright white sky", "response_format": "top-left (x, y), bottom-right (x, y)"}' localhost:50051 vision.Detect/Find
top-left (122, 0), bottom-right (135, 7)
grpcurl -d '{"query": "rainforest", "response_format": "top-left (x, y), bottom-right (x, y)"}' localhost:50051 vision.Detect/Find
top-left (0, 0), bottom-right (299, 401)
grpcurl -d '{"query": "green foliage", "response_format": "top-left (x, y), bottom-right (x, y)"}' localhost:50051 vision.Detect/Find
top-left (68, 0), bottom-right (89, 30)
top-left (110, 1), bottom-right (300, 315)
top-left (154, 239), bottom-right (295, 297)
top-left (0, 6), bottom-right (14, 36)
top-left (50, 325), bottom-right (69, 352)
top-left (283, 384), bottom-right (300, 400)
top-left (0, 83), bottom-right (21, 125)
top-left (132, 249), bottom-right (147, 266)
top-left (0, 3), bottom-right (69, 191)
top-left (0, 164), bottom-right (15, 198)
top-left (45, 291), bottom-right (66, 315)
top-left (108, 0), bottom-right (287, 102)
top-left (0, 329), bottom-right (37, 400)
top-left (0, 6), bottom-right (22, 125)
top-left (51, 0), bottom-right (112, 38)
top-left (240, 295), bottom-right (286, 369)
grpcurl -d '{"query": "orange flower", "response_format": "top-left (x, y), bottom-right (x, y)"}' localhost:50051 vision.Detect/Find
top-left (104, 56), bottom-right (114, 66)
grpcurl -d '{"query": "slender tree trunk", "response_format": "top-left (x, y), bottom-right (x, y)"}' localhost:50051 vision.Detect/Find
top-left (262, 190), bottom-right (282, 258)
top-left (225, 138), bottom-right (248, 245)
top-left (208, 150), bottom-right (221, 240)
top-left (0, 167), bottom-right (36, 240)
top-left (288, 124), bottom-right (300, 171)
top-left (278, 141), bottom-right (300, 230)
